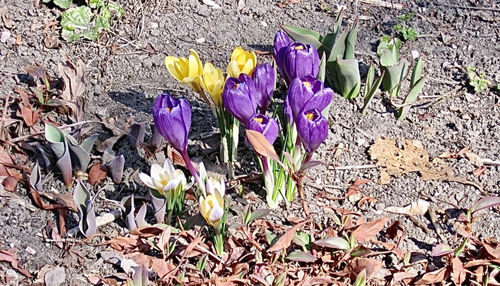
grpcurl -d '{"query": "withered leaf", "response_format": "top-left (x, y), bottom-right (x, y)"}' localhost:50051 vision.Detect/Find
top-left (268, 221), bottom-right (305, 252)
top-left (414, 267), bottom-right (450, 285)
top-left (385, 199), bottom-right (430, 216)
top-left (451, 257), bottom-right (466, 285)
top-left (88, 162), bottom-right (107, 186)
top-left (246, 130), bottom-right (287, 171)
top-left (352, 217), bottom-right (389, 243)
top-left (0, 249), bottom-right (31, 277)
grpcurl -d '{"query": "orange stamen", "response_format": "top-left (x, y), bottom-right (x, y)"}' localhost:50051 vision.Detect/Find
top-left (305, 112), bottom-right (315, 121)
top-left (253, 117), bottom-right (264, 123)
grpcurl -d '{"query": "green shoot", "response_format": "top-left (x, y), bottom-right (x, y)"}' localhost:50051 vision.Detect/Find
top-left (467, 66), bottom-right (491, 93)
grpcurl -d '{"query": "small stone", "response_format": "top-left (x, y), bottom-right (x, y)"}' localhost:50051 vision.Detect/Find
top-left (45, 266), bottom-right (65, 286)
top-left (6, 269), bottom-right (18, 283)
top-left (260, 21), bottom-right (267, 27)
top-left (196, 37), bottom-right (205, 44)
top-left (25, 246), bottom-right (36, 255)
top-left (150, 22), bottom-right (158, 29)
top-left (1, 30), bottom-right (11, 43)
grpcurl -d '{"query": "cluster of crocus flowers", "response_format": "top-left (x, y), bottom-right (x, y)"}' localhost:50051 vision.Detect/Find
top-left (139, 159), bottom-right (190, 224)
top-left (165, 47), bottom-right (257, 179)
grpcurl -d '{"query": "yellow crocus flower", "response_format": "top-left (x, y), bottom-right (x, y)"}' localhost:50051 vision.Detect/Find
top-left (165, 49), bottom-right (204, 93)
top-left (226, 47), bottom-right (257, 78)
top-left (200, 62), bottom-right (225, 106)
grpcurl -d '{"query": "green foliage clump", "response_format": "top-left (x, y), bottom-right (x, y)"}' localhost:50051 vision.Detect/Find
top-left (42, 0), bottom-right (123, 42)
top-left (394, 13), bottom-right (419, 41)
top-left (467, 66), bottom-right (491, 93)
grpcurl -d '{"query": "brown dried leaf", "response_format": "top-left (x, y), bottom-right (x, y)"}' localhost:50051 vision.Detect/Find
top-left (369, 138), bottom-right (476, 186)
top-left (414, 267), bottom-right (450, 285)
top-left (451, 257), bottom-right (467, 285)
top-left (385, 200), bottom-right (430, 216)
top-left (348, 258), bottom-right (382, 280)
top-left (19, 105), bottom-right (40, 127)
top-left (268, 221), bottom-right (305, 252)
top-left (0, 249), bottom-right (31, 277)
top-left (466, 152), bottom-right (483, 167)
top-left (352, 217), bottom-right (389, 243)
top-left (246, 130), bottom-right (287, 171)
top-left (88, 162), bottom-right (107, 186)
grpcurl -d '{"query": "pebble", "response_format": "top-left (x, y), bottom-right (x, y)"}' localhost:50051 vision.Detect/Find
top-left (150, 22), bottom-right (158, 29)
top-left (25, 246), bottom-right (36, 255)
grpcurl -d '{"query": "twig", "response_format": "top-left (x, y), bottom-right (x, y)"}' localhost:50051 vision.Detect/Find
top-left (67, 209), bottom-right (122, 237)
top-left (428, 207), bottom-right (446, 242)
top-left (10, 120), bottom-right (101, 143)
top-left (360, 0), bottom-right (403, 9)
top-left (408, 215), bottom-right (431, 234)
top-left (442, 4), bottom-right (500, 12)
top-left (328, 164), bottom-right (378, 171)
top-left (194, 244), bottom-right (223, 263)
top-left (304, 181), bottom-right (345, 190)
top-left (0, 92), bottom-right (10, 139)
top-left (483, 159), bottom-right (500, 166)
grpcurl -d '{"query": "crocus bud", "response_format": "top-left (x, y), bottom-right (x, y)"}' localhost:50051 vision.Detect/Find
top-left (222, 73), bottom-right (257, 125)
top-left (199, 177), bottom-right (225, 229)
top-left (283, 43), bottom-right (320, 84)
top-left (153, 93), bottom-right (192, 154)
top-left (272, 30), bottom-right (292, 75)
top-left (287, 77), bottom-right (333, 121)
top-left (165, 50), bottom-right (204, 93)
top-left (227, 47), bottom-right (257, 78)
top-left (296, 109), bottom-right (328, 154)
top-left (200, 62), bottom-right (225, 106)
top-left (252, 63), bottom-right (275, 113)
top-left (247, 114), bottom-right (279, 145)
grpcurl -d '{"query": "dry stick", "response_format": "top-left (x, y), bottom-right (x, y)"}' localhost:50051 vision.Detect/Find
top-left (0, 92), bottom-right (10, 139)
top-left (304, 181), bottom-right (345, 191)
top-left (67, 209), bottom-right (122, 237)
top-left (442, 4), bottom-right (500, 12)
top-left (328, 164), bottom-right (378, 171)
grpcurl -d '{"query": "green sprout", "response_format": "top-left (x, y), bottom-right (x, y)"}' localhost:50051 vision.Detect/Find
top-left (467, 66), bottom-right (491, 93)
top-left (394, 12), bottom-right (419, 41)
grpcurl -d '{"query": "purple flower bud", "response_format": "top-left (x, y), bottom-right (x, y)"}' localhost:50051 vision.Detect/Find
top-left (153, 93), bottom-right (191, 153)
top-left (252, 63), bottom-right (275, 113)
top-left (287, 77), bottom-right (334, 122)
top-left (222, 73), bottom-right (258, 125)
top-left (247, 114), bottom-right (279, 145)
top-left (296, 109), bottom-right (328, 154)
top-left (273, 30), bottom-right (292, 76)
top-left (283, 96), bottom-right (294, 126)
top-left (283, 43), bottom-right (320, 84)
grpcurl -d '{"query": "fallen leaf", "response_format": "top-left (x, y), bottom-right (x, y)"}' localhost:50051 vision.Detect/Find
top-left (466, 152), bottom-right (483, 167)
top-left (369, 138), bottom-right (478, 189)
top-left (385, 220), bottom-right (404, 240)
top-left (385, 200), bottom-right (430, 216)
top-left (0, 249), bottom-right (31, 277)
top-left (414, 267), bottom-right (450, 284)
top-left (246, 130), bottom-right (287, 171)
top-left (268, 221), bottom-right (306, 252)
top-left (19, 105), bottom-right (40, 127)
top-left (472, 166), bottom-right (486, 177)
top-left (451, 257), bottom-right (466, 285)
top-left (348, 258), bottom-right (382, 280)
top-left (88, 162), bottom-right (107, 186)
top-left (352, 217), bottom-right (389, 243)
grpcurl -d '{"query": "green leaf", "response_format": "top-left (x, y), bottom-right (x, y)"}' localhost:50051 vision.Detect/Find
top-left (353, 269), bottom-right (367, 286)
top-left (61, 6), bottom-right (92, 31)
top-left (328, 59), bottom-right (361, 99)
top-left (410, 58), bottom-right (423, 87)
top-left (364, 65), bottom-right (375, 97)
top-left (293, 231), bottom-right (311, 247)
top-left (313, 236), bottom-right (350, 251)
top-left (265, 229), bottom-right (278, 246)
top-left (248, 209), bottom-right (270, 224)
top-left (362, 69), bottom-right (385, 115)
top-left (54, 0), bottom-right (72, 9)
top-left (397, 76), bottom-right (427, 121)
top-left (282, 25), bottom-right (323, 51)
top-left (381, 60), bottom-right (407, 97)
top-left (45, 124), bottom-right (65, 143)
top-left (286, 251), bottom-right (316, 263)
top-left (397, 12), bottom-right (415, 22)
top-left (344, 19), bottom-right (358, 60)
top-left (89, 0), bottom-right (105, 9)
top-left (317, 52), bottom-right (327, 83)
top-left (328, 29), bottom-right (348, 63)
top-left (73, 181), bottom-right (96, 237)
top-left (107, 1), bottom-right (124, 17)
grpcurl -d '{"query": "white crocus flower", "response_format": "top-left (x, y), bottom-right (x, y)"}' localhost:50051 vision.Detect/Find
top-left (139, 159), bottom-right (187, 196)
top-left (199, 177), bottom-right (225, 229)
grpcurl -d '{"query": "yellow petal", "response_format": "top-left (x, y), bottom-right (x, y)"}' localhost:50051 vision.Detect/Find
top-left (165, 56), bottom-right (183, 81)
top-left (188, 50), bottom-right (203, 77)
top-left (231, 47), bottom-right (244, 60)
top-left (227, 60), bottom-right (241, 78)
top-left (241, 58), bottom-right (256, 76)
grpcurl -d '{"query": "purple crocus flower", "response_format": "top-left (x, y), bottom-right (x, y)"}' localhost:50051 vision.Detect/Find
top-left (247, 114), bottom-right (279, 145)
top-left (296, 109), bottom-right (328, 154)
top-left (222, 73), bottom-right (258, 125)
top-left (153, 93), bottom-right (191, 153)
top-left (287, 76), bottom-right (333, 121)
top-left (252, 63), bottom-right (275, 113)
top-left (153, 93), bottom-right (199, 183)
top-left (272, 30), bottom-right (292, 76)
top-left (283, 43), bottom-right (320, 84)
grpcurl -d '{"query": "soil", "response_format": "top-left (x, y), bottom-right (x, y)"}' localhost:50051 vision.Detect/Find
top-left (0, 0), bottom-right (499, 284)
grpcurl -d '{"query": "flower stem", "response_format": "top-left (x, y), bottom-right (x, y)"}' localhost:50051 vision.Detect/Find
top-left (181, 151), bottom-right (201, 187)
